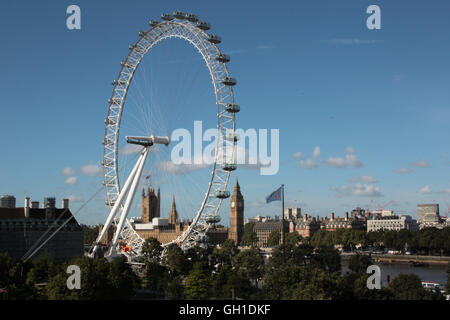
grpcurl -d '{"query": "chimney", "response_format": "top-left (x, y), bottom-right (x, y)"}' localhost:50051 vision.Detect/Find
top-left (24, 197), bottom-right (30, 218)
top-left (344, 212), bottom-right (349, 221)
top-left (44, 197), bottom-right (56, 219)
top-left (330, 212), bottom-right (335, 221)
top-left (303, 214), bottom-right (307, 222)
top-left (31, 201), bottom-right (39, 209)
top-left (62, 198), bottom-right (69, 209)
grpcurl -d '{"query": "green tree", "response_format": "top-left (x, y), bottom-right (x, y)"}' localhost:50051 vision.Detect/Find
top-left (236, 247), bottom-right (264, 282)
top-left (163, 243), bottom-right (189, 276)
top-left (107, 255), bottom-right (140, 299)
top-left (290, 266), bottom-right (342, 300)
top-left (212, 239), bottom-right (239, 267)
top-left (213, 264), bottom-right (255, 299)
top-left (185, 245), bottom-right (212, 271)
top-left (141, 237), bottom-right (163, 264)
top-left (389, 273), bottom-right (429, 300)
top-left (267, 230), bottom-right (281, 247)
top-left (348, 254), bottom-right (373, 274)
top-left (310, 246), bottom-right (341, 273)
top-left (184, 262), bottom-right (211, 299)
top-left (241, 223), bottom-right (258, 247)
top-left (46, 256), bottom-right (139, 300)
top-left (0, 253), bottom-right (35, 299)
top-left (166, 275), bottom-right (185, 299)
top-left (82, 225), bottom-right (99, 245)
top-left (341, 272), bottom-right (393, 300)
top-left (285, 232), bottom-right (302, 247)
top-left (144, 261), bottom-right (168, 293)
top-left (263, 263), bottom-right (303, 299)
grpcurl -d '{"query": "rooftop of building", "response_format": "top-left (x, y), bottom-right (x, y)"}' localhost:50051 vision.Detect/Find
top-left (0, 207), bottom-right (79, 225)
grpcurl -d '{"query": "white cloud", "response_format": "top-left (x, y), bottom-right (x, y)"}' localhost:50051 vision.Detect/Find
top-left (331, 182), bottom-right (381, 197)
top-left (298, 159), bottom-right (317, 169)
top-left (294, 147), bottom-right (320, 169)
top-left (65, 176), bottom-right (77, 185)
top-left (292, 152), bottom-right (303, 159)
top-left (345, 153), bottom-right (363, 167)
top-left (61, 167), bottom-right (75, 176)
top-left (80, 163), bottom-right (102, 177)
top-left (312, 146), bottom-right (320, 158)
top-left (159, 161), bottom-right (209, 175)
top-left (418, 185), bottom-right (431, 194)
top-left (394, 168), bottom-right (412, 174)
top-left (351, 183), bottom-right (381, 197)
top-left (351, 176), bottom-right (378, 183)
top-left (345, 146), bottom-right (355, 154)
top-left (325, 157), bottom-right (347, 168)
top-left (119, 144), bottom-right (144, 155)
top-left (325, 146), bottom-right (362, 168)
top-left (332, 182), bottom-right (381, 197)
top-left (412, 161), bottom-right (432, 168)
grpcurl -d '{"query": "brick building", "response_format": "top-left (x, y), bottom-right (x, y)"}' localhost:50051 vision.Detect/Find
top-left (0, 197), bottom-right (83, 261)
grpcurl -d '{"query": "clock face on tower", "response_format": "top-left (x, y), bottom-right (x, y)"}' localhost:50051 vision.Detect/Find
top-left (231, 201), bottom-right (235, 208)
top-left (238, 202), bottom-right (243, 209)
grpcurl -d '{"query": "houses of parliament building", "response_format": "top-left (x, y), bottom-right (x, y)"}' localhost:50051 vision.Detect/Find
top-left (131, 180), bottom-right (244, 246)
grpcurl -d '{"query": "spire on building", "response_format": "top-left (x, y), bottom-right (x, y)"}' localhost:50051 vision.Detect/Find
top-left (233, 178), bottom-right (242, 197)
top-left (169, 195), bottom-right (179, 225)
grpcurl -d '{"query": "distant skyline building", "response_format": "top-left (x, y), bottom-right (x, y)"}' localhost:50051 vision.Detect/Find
top-left (322, 212), bottom-right (366, 231)
top-left (284, 207), bottom-right (301, 222)
top-left (417, 204), bottom-right (441, 229)
top-left (0, 195), bottom-right (16, 208)
top-left (367, 214), bottom-right (419, 232)
top-left (292, 214), bottom-right (321, 238)
top-left (141, 187), bottom-right (160, 224)
top-left (254, 220), bottom-right (289, 248)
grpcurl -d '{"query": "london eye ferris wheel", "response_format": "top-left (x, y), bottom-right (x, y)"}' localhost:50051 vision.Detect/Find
top-left (91, 11), bottom-right (240, 260)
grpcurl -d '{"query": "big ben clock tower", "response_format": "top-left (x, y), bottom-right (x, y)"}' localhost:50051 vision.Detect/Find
top-left (229, 179), bottom-right (244, 244)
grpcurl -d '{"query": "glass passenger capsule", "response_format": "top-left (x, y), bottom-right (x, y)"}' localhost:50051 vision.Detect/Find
top-left (222, 76), bottom-right (237, 86)
top-left (207, 34), bottom-right (221, 44)
top-left (215, 190), bottom-right (230, 199)
top-left (221, 162), bottom-right (237, 171)
top-left (225, 132), bottom-right (239, 142)
top-left (225, 104), bottom-right (240, 113)
top-left (161, 13), bottom-right (174, 21)
top-left (112, 79), bottom-right (127, 86)
top-left (138, 31), bottom-right (149, 38)
top-left (197, 21), bottom-right (211, 30)
top-left (173, 11), bottom-right (185, 19)
top-left (215, 53), bottom-right (230, 63)
top-left (149, 20), bottom-right (159, 27)
top-left (185, 13), bottom-right (199, 22)
top-left (206, 215), bottom-right (221, 224)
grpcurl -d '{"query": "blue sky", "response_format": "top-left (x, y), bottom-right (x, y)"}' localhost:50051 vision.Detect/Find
top-left (1, 0), bottom-right (450, 225)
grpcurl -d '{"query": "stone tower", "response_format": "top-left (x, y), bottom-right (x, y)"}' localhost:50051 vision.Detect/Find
top-left (229, 179), bottom-right (244, 245)
top-left (141, 187), bottom-right (160, 223)
top-left (169, 195), bottom-right (179, 226)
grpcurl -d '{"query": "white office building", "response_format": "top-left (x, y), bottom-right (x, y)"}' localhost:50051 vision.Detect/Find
top-left (367, 214), bottom-right (419, 232)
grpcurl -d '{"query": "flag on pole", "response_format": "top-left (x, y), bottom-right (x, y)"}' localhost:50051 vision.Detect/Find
top-left (266, 187), bottom-right (282, 203)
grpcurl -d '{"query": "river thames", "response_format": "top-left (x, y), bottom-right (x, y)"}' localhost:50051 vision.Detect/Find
top-left (342, 262), bottom-right (448, 286)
